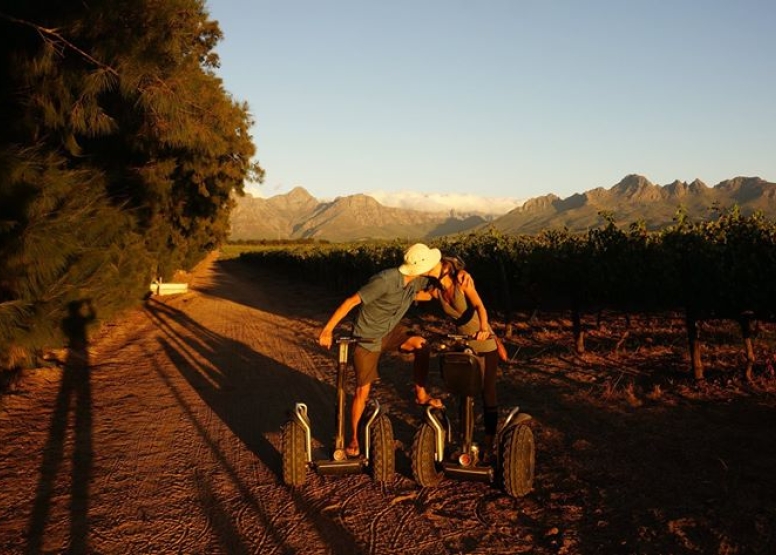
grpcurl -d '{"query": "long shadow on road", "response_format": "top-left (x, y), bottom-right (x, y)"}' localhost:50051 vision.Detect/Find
top-left (26, 299), bottom-right (95, 555)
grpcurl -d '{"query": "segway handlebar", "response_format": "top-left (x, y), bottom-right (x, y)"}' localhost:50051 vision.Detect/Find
top-left (334, 336), bottom-right (380, 345)
top-left (420, 331), bottom-right (493, 354)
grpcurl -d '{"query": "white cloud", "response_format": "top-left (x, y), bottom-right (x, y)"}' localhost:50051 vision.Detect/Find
top-left (367, 190), bottom-right (524, 215)
top-left (243, 182), bottom-right (281, 198)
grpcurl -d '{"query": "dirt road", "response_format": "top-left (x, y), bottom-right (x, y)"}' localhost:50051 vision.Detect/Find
top-left (1, 253), bottom-right (775, 554)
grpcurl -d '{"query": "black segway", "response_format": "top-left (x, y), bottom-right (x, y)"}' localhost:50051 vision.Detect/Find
top-left (281, 336), bottom-right (395, 486)
top-left (411, 334), bottom-right (535, 498)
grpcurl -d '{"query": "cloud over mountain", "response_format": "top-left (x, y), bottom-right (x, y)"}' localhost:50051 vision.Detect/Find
top-left (365, 190), bottom-right (523, 215)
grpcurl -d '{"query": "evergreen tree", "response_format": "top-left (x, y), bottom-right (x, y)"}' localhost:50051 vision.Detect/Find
top-left (0, 0), bottom-right (261, 368)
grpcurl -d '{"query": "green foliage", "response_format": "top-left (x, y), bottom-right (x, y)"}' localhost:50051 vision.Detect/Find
top-left (238, 210), bottom-right (776, 321)
top-left (0, 0), bottom-right (261, 368)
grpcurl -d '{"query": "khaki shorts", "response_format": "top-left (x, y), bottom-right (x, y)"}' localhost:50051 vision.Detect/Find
top-left (353, 325), bottom-right (412, 387)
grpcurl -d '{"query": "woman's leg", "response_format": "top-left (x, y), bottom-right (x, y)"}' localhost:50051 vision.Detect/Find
top-left (481, 350), bottom-right (499, 458)
top-left (482, 350), bottom-right (498, 408)
top-left (401, 335), bottom-right (439, 407)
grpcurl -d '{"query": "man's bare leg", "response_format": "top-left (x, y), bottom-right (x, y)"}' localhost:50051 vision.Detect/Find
top-left (349, 382), bottom-right (371, 455)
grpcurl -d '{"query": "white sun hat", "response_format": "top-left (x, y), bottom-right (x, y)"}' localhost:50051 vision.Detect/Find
top-left (398, 243), bottom-right (442, 276)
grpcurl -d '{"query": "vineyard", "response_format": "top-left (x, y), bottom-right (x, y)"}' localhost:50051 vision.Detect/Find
top-left (235, 208), bottom-right (776, 383)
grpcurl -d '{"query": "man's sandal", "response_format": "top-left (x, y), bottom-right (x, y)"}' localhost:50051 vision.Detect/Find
top-left (345, 444), bottom-right (360, 458)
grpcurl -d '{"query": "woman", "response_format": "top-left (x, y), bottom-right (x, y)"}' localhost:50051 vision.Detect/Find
top-left (417, 256), bottom-right (508, 460)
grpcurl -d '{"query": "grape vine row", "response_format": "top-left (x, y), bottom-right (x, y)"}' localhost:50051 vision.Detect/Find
top-left (237, 208), bottom-right (776, 380)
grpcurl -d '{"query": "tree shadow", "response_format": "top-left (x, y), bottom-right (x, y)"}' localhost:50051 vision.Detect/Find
top-left (144, 298), bottom-right (333, 477)
top-left (195, 258), bottom-right (342, 322)
top-left (26, 299), bottom-right (95, 555)
top-left (143, 298), bottom-right (369, 552)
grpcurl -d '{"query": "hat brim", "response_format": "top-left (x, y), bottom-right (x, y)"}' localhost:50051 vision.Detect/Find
top-left (398, 247), bottom-right (442, 276)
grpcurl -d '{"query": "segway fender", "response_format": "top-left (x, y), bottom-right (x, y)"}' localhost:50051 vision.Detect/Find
top-left (425, 407), bottom-right (448, 463)
top-left (360, 400), bottom-right (381, 462)
top-left (514, 413), bottom-right (532, 425)
top-left (291, 403), bottom-right (313, 463)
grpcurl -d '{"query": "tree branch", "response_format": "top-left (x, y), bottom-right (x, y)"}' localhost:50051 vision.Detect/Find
top-left (0, 11), bottom-right (119, 77)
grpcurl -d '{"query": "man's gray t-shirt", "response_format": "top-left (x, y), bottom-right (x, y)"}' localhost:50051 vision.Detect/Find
top-left (353, 268), bottom-right (429, 352)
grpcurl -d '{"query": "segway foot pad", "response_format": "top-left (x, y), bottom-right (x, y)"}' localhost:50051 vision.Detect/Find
top-left (442, 462), bottom-right (494, 483)
top-left (314, 459), bottom-right (364, 475)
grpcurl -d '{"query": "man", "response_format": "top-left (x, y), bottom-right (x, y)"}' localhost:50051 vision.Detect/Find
top-left (318, 243), bottom-right (466, 457)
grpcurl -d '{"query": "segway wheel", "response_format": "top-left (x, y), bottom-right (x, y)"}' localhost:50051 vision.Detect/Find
top-left (369, 414), bottom-right (395, 482)
top-left (500, 424), bottom-right (534, 498)
top-left (281, 420), bottom-right (307, 486)
top-left (411, 423), bottom-right (443, 487)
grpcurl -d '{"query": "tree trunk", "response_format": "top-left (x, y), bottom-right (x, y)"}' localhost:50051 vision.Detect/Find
top-left (686, 311), bottom-right (704, 380)
top-left (529, 308), bottom-right (539, 325)
top-left (614, 313), bottom-right (632, 356)
top-left (739, 312), bottom-right (756, 381)
top-left (614, 330), bottom-right (630, 356)
top-left (572, 308), bottom-right (585, 355)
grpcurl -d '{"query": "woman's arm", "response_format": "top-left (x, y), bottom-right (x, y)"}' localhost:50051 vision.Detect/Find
top-left (456, 270), bottom-right (473, 289)
top-left (461, 282), bottom-right (509, 361)
top-left (460, 281), bottom-right (491, 341)
top-left (318, 293), bottom-right (362, 348)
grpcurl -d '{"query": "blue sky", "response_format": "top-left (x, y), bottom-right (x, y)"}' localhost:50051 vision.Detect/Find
top-left (208, 0), bottom-right (775, 213)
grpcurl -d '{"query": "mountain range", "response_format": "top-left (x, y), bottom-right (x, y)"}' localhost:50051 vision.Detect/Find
top-left (228, 175), bottom-right (776, 242)
top-left (229, 188), bottom-right (490, 242)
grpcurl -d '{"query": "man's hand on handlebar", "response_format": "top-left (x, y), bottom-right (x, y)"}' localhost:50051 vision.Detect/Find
top-left (319, 331), bottom-right (367, 349)
top-left (318, 328), bottom-right (334, 349)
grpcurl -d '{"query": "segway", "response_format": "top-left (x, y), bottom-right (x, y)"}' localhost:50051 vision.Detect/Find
top-left (411, 334), bottom-right (535, 498)
top-left (281, 336), bottom-right (395, 486)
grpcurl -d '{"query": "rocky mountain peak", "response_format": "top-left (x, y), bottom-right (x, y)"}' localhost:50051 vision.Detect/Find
top-left (333, 194), bottom-right (381, 209)
top-left (716, 176), bottom-right (766, 192)
top-left (665, 180), bottom-right (690, 197)
top-left (518, 193), bottom-right (559, 212)
top-left (268, 186), bottom-right (318, 214)
top-left (611, 174), bottom-right (659, 199)
top-left (285, 186), bottom-right (315, 201)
